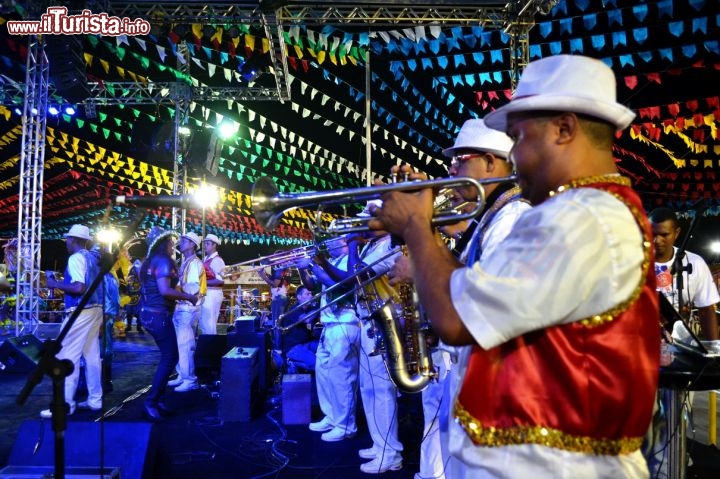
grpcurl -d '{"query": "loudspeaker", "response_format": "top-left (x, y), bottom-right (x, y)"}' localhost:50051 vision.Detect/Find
top-left (8, 420), bottom-right (156, 479)
top-left (227, 329), bottom-right (272, 393)
top-left (34, 322), bottom-right (62, 340)
top-left (195, 334), bottom-right (231, 374)
top-left (282, 374), bottom-right (311, 425)
top-left (219, 347), bottom-right (260, 422)
top-left (0, 335), bottom-right (42, 373)
top-left (45, 35), bottom-right (91, 104)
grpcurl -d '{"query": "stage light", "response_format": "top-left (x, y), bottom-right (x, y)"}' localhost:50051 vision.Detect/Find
top-left (31, 107), bottom-right (37, 115)
top-left (216, 121), bottom-right (238, 140)
top-left (48, 106), bottom-right (60, 115)
top-left (711, 241), bottom-right (720, 254)
top-left (96, 228), bottom-right (121, 251)
top-left (192, 182), bottom-right (220, 209)
top-left (179, 126), bottom-right (192, 136)
top-left (13, 108), bottom-right (21, 115)
top-left (64, 105), bottom-right (76, 115)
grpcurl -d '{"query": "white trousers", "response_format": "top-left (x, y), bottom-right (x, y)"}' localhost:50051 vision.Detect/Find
top-left (315, 322), bottom-right (360, 434)
top-left (418, 350), bottom-right (453, 479)
top-left (359, 319), bottom-right (402, 458)
top-left (199, 289), bottom-right (223, 335)
top-left (58, 305), bottom-right (103, 409)
top-left (173, 306), bottom-right (199, 382)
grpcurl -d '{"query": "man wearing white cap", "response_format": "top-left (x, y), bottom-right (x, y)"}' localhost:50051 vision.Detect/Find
top-left (199, 233), bottom-right (225, 335)
top-left (395, 119), bottom-right (531, 479)
top-left (42, 224), bottom-right (104, 417)
top-left (371, 55), bottom-right (659, 478)
top-left (169, 232), bottom-right (206, 392)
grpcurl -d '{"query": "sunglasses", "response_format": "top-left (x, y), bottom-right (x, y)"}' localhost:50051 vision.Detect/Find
top-left (451, 153), bottom-right (486, 168)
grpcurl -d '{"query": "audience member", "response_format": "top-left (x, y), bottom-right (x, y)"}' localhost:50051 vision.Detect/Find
top-left (199, 234), bottom-right (225, 334)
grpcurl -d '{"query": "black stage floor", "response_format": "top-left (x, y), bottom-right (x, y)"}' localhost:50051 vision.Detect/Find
top-left (1, 330), bottom-right (719, 479)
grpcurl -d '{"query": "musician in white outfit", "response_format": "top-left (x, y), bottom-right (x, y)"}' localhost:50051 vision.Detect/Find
top-left (199, 234), bottom-right (225, 335)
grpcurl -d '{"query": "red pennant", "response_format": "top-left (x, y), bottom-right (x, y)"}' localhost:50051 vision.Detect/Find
top-left (624, 75), bottom-right (638, 90)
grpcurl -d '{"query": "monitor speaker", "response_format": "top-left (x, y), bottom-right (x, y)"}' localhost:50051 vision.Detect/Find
top-left (0, 334), bottom-right (42, 374)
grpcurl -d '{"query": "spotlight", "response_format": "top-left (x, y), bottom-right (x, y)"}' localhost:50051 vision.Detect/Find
top-left (64, 105), bottom-right (76, 115)
top-left (179, 126), bottom-right (192, 136)
top-left (48, 105), bottom-right (60, 115)
top-left (13, 108), bottom-right (21, 115)
top-left (216, 121), bottom-right (238, 140)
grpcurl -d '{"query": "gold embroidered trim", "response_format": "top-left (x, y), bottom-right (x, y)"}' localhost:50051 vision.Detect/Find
top-left (454, 403), bottom-right (644, 455)
top-left (548, 174), bottom-right (631, 197)
top-left (547, 174), bottom-right (652, 328)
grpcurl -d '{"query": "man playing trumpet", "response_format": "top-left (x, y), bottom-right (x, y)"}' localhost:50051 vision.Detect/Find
top-left (368, 55), bottom-right (659, 478)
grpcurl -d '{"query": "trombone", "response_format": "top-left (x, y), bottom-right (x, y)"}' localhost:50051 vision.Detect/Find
top-left (223, 238), bottom-right (347, 277)
top-left (277, 246), bottom-right (402, 327)
top-left (252, 175), bottom-right (518, 233)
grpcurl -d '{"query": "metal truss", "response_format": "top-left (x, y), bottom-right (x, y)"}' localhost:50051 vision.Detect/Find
top-left (14, 37), bottom-right (49, 336)
top-left (10, 0), bottom-right (542, 338)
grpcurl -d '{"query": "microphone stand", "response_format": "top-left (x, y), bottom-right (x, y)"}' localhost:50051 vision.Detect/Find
top-left (15, 210), bottom-right (145, 479)
top-left (672, 212), bottom-right (699, 321)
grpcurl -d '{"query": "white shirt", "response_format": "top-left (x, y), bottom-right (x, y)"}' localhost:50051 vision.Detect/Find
top-left (655, 246), bottom-right (719, 311)
top-left (448, 187), bottom-right (648, 479)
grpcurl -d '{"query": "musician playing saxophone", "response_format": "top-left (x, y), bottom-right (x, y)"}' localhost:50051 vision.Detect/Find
top-left (387, 119), bottom-right (529, 479)
top-left (344, 207), bottom-right (405, 475)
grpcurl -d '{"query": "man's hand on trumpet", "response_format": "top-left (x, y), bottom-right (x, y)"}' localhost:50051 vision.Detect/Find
top-left (366, 165), bottom-right (435, 240)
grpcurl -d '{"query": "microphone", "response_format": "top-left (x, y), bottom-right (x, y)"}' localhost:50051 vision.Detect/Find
top-left (115, 194), bottom-right (194, 208)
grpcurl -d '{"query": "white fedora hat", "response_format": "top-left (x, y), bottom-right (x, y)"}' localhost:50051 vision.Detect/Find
top-left (180, 232), bottom-right (201, 248)
top-left (65, 224), bottom-right (92, 241)
top-left (484, 55), bottom-right (635, 132)
top-left (442, 119), bottom-right (513, 159)
top-left (204, 233), bottom-right (221, 245)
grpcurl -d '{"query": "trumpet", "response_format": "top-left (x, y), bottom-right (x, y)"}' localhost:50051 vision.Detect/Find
top-left (252, 175), bottom-right (519, 233)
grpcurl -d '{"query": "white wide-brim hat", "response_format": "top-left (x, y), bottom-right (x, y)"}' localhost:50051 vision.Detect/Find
top-left (484, 55), bottom-right (636, 132)
top-left (442, 119), bottom-right (513, 158)
top-left (65, 224), bottom-right (92, 241)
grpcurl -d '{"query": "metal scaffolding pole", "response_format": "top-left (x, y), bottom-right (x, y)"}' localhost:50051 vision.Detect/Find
top-left (14, 36), bottom-right (49, 336)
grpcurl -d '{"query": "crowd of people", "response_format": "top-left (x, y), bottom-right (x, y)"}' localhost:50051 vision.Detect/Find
top-left (1, 53), bottom-right (718, 477)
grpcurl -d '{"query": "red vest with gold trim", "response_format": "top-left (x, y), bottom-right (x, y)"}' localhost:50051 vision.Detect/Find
top-left (455, 181), bottom-right (659, 455)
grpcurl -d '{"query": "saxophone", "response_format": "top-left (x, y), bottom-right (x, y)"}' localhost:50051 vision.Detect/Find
top-left (369, 279), bottom-right (436, 393)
